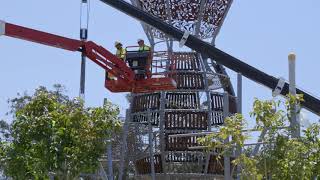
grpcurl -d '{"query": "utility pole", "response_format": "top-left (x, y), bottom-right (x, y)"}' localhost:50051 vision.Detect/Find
top-left (288, 52), bottom-right (300, 138)
top-left (79, 0), bottom-right (90, 99)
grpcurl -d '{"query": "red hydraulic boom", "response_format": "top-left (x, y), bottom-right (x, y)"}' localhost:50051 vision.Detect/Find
top-left (0, 20), bottom-right (176, 93)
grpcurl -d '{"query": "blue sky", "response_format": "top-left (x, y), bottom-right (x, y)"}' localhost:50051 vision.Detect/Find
top-left (0, 0), bottom-right (319, 125)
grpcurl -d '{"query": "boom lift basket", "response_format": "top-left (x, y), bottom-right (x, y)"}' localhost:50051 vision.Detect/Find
top-left (105, 47), bottom-right (177, 93)
top-left (125, 46), bottom-right (151, 79)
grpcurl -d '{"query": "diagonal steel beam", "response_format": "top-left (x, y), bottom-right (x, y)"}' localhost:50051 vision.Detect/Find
top-left (99, 0), bottom-right (320, 116)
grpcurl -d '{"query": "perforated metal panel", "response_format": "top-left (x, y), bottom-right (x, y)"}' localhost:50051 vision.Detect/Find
top-left (135, 154), bottom-right (163, 174)
top-left (139, 0), bottom-right (232, 39)
top-left (165, 111), bottom-right (207, 130)
top-left (132, 93), bottom-right (160, 112)
top-left (165, 134), bottom-right (204, 151)
top-left (166, 92), bottom-right (200, 109)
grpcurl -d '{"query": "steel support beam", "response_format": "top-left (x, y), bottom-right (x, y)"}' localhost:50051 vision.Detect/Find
top-left (251, 128), bottom-right (267, 157)
top-left (159, 91), bottom-right (167, 176)
top-left (223, 93), bottom-right (231, 180)
top-left (130, 0), bottom-right (155, 47)
top-left (119, 110), bottom-right (130, 180)
top-left (99, 0), bottom-right (320, 116)
top-left (194, 0), bottom-right (207, 37)
top-left (236, 73), bottom-right (242, 180)
top-left (198, 53), bottom-right (213, 174)
top-left (211, 60), bottom-right (235, 96)
top-left (147, 110), bottom-right (156, 180)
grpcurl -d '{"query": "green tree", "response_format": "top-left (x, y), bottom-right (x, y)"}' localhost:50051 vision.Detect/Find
top-left (0, 119), bottom-right (10, 177)
top-left (0, 85), bottom-right (121, 179)
top-left (199, 94), bottom-right (320, 179)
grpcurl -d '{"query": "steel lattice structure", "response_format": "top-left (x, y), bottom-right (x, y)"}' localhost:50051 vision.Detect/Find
top-left (138, 0), bottom-right (232, 40)
top-left (117, 0), bottom-right (236, 179)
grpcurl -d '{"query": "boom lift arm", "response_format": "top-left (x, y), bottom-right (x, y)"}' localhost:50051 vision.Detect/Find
top-left (0, 20), bottom-right (176, 93)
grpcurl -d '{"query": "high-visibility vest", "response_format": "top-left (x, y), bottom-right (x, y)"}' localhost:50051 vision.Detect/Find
top-left (116, 48), bottom-right (126, 59)
top-left (138, 45), bottom-right (150, 52)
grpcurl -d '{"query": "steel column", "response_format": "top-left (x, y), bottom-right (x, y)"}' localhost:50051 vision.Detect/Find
top-left (236, 73), bottom-right (242, 180)
top-left (107, 141), bottom-right (113, 180)
top-left (288, 53), bottom-right (300, 138)
top-left (237, 73), bottom-right (242, 113)
top-left (119, 110), bottom-right (130, 180)
top-left (199, 53), bottom-right (213, 174)
top-left (223, 93), bottom-right (231, 180)
top-left (159, 91), bottom-right (168, 176)
top-left (194, 0), bottom-right (207, 37)
top-left (148, 110), bottom-right (156, 180)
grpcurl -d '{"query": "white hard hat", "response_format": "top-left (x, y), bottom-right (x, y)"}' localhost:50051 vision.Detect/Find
top-left (137, 39), bottom-right (144, 43)
top-left (114, 41), bottom-right (121, 47)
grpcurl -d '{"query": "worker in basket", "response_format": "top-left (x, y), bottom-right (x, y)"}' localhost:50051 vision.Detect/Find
top-left (126, 39), bottom-right (151, 80)
top-left (137, 39), bottom-right (151, 78)
top-left (137, 38), bottom-right (150, 52)
top-left (106, 41), bottom-right (126, 80)
top-left (115, 41), bottom-right (127, 60)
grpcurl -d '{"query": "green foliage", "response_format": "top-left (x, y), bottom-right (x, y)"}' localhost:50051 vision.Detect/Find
top-left (199, 94), bottom-right (320, 179)
top-left (233, 154), bottom-right (262, 179)
top-left (198, 114), bottom-right (247, 153)
top-left (251, 98), bottom-right (285, 131)
top-left (0, 85), bottom-right (121, 179)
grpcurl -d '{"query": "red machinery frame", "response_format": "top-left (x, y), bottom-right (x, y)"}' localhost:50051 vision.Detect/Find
top-left (0, 20), bottom-right (176, 93)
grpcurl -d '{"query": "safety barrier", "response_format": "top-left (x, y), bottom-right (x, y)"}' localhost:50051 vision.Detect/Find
top-left (166, 152), bottom-right (203, 162)
top-left (132, 112), bottom-right (160, 126)
top-left (165, 134), bottom-right (204, 151)
top-left (132, 93), bottom-right (160, 112)
top-left (171, 72), bottom-right (205, 89)
top-left (211, 92), bottom-right (237, 114)
top-left (135, 153), bottom-right (232, 175)
top-left (165, 92), bottom-right (200, 109)
top-left (165, 111), bottom-right (207, 130)
top-left (172, 52), bottom-right (201, 71)
top-left (135, 154), bottom-right (163, 174)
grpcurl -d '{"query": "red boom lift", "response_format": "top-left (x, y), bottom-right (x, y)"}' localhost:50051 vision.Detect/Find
top-left (0, 20), bottom-right (176, 93)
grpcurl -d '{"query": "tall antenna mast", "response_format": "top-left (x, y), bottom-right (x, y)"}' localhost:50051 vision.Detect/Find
top-left (79, 0), bottom-right (90, 100)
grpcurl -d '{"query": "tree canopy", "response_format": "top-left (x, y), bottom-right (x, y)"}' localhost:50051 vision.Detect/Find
top-left (0, 85), bottom-right (121, 179)
top-left (199, 94), bottom-right (320, 179)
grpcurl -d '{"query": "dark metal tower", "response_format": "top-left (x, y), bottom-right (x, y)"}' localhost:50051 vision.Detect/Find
top-left (117, 0), bottom-right (237, 179)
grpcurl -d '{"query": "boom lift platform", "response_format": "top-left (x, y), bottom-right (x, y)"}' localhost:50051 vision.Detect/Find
top-left (0, 20), bottom-right (176, 93)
